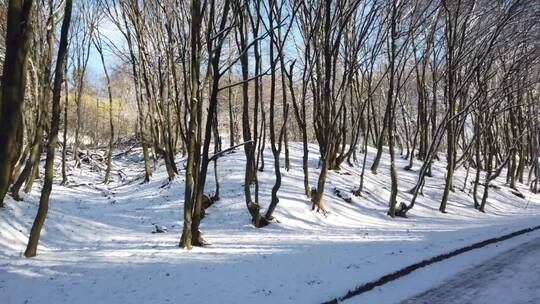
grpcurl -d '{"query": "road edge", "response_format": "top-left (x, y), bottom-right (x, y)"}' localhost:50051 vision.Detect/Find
top-left (322, 224), bottom-right (540, 304)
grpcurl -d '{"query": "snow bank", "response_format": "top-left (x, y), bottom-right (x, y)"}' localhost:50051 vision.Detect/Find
top-left (1, 143), bottom-right (539, 303)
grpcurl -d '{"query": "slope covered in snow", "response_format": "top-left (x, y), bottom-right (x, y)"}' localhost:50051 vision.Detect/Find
top-left (1, 144), bottom-right (539, 303)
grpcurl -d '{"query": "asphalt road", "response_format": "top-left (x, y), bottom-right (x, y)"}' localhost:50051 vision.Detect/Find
top-left (402, 235), bottom-right (540, 304)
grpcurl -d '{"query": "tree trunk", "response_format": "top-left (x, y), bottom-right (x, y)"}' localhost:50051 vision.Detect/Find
top-left (180, 0), bottom-right (202, 250)
top-left (0, 0), bottom-right (34, 207)
top-left (61, 63), bottom-right (68, 185)
top-left (94, 35), bottom-right (114, 184)
top-left (25, 0), bottom-right (72, 257)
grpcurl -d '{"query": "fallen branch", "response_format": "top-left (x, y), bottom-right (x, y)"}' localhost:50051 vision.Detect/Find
top-left (208, 140), bottom-right (253, 162)
top-left (113, 143), bottom-right (138, 159)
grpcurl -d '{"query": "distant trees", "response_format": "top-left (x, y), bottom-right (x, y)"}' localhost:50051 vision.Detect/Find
top-left (403, 0), bottom-right (540, 215)
top-left (70, 1), bottom-right (96, 165)
top-left (92, 26), bottom-right (115, 183)
top-left (100, 0), bottom-right (538, 229)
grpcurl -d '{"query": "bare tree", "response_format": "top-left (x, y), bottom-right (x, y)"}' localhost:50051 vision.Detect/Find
top-left (25, 0), bottom-right (72, 257)
top-left (0, 0), bottom-right (34, 207)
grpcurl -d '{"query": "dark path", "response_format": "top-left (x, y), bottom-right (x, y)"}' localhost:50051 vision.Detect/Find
top-left (402, 236), bottom-right (540, 304)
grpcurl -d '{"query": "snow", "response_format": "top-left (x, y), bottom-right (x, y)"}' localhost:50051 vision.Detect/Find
top-left (1, 143), bottom-right (539, 304)
top-left (397, 234), bottom-right (540, 304)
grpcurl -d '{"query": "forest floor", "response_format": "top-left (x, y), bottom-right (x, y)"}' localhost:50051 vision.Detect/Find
top-left (1, 143), bottom-right (539, 304)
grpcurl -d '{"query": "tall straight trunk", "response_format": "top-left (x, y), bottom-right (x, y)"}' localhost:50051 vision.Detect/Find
top-left (121, 10), bottom-right (151, 182)
top-left (439, 6), bottom-right (457, 214)
top-left (17, 1), bottom-right (58, 195)
top-left (439, 129), bottom-right (455, 213)
top-left (479, 130), bottom-right (494, 213)
top-left (279, 42), bottom-right (290, 172)
top-left (286, 63), bottom-right (309, 197)
top-left (95, 38), bottom-right (114, 184)
top-left (0, 0), bottom-right (34, 207)
top-left (312, 142), bottom-right (333, 213)
top-left (370, 105), bottom-right (389, 174)
top-left (227, 41), bottom-right (235, 148)
top-left (257, 106), bottom-right (266, 172)
top-left (403, 107), bottom-right (450, 215)
top-left (25, 0), bottom-right (72, 257)
top-left (239, 18), bottom-right (256, 219)
top-left (251, 10), bottom-right (262, 210)
top-left (265, 0), bottom-right (285, 220)
top-left (180, 0), bottom-right (202, 249)
top-left (11, 139), bottom-right (30, 185)
top-left (472, 112), bottom-right (482, 208)
top-left (508, 104), bottom-right (518, 189)
top-left (386, 1), bottom-right (399, 217)
top-left (237, 1), bottom-right (266, 226)
top-left (11, 101), bottom-right (47, 199)
top-left (103, 74), bottom-right (114, 184)
top-left (73, 93), bottom-right (81, 163)
top-left (61, 63), bottom-right (69, 185)
top-left (72, 41), bottom-right (93, 164)
top-left (228, 78), bottom-right (235, 148)
top-left (24, 143), bottom-right (42, 193)
top-left (191, 0), bottom-right (231, 244)
top-left (355, 57), bottom-right (376, 196)
top-left (356, 113), bottom-right (370, 195)
top-left (428, 47), bottom-right (439, 172)
top-left (311, 0), bottom-right (334, 214)
top-left (212, 115), bottom-right (221, 199)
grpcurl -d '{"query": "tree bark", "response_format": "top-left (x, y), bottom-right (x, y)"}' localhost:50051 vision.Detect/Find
top-left (0, 0), bottom-right (34, 207)
top-left (25, 0), bottom-right (72, 257)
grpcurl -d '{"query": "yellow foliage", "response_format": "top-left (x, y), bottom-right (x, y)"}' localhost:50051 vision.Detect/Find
top-left (63, 93), bottom-right (137, 144)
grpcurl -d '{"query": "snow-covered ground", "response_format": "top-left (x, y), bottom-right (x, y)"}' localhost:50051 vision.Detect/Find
top-left (1, 143), bottom-right (539, 304)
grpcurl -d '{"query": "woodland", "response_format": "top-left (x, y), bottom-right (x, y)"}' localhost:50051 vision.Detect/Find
top-left (0, 0), bottom-right (539, 262)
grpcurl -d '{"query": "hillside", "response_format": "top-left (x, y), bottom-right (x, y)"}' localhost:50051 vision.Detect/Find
top-left (1, 144), bottom-right (539, 303)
